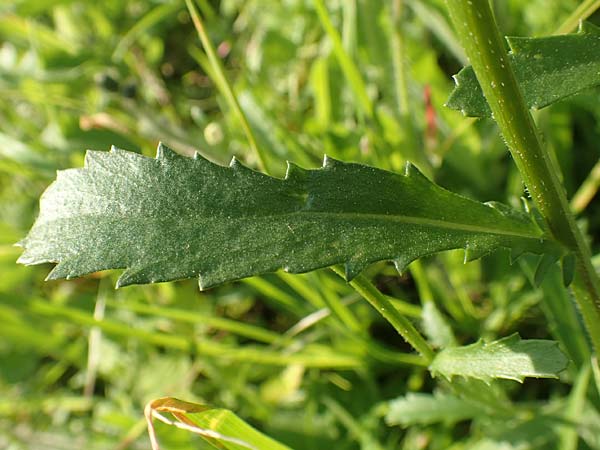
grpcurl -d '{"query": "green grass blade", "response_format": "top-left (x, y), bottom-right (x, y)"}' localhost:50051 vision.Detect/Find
top-left (313, 0), bottom-right (373, 119)
top-left (106, 300), bottom-right (282, 344)
top-left (146, 397), bottom-right (291, 450)
top-left (558, 363), bottom-right (591, 450)
top-left (185, 0), bottom-right (268, 172)
top-left (112, 2), bottom-right (180, 60)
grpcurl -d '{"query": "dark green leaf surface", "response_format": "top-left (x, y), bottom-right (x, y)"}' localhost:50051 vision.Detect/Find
top-left (447, 22), bottom-right (600, 117)
top-left (429, 334), bottom-right (568, 383)
top-left (18, 143), bottom-right (559, 289)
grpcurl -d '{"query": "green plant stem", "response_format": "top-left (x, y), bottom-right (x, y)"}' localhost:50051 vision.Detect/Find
top-left (445, 0), bottom-right (600, 352)
top-left (185, 0), bottom-right (268, 172)
top-left (332, 266), bottom-right (435, 362)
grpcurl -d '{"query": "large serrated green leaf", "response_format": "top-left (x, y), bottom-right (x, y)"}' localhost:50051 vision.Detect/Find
top-left (429, 333), bottom-right (569, 383)
top-left (18, 143), bottom-right (560, 289)
top-left (447, 22), bottom-right (600, 117)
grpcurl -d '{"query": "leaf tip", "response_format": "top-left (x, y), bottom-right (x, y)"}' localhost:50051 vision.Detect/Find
top-left (534, 253), bottom-right (560, 286)
top-left (403, 161), bottom-right (429, 182)
top-left (322, 154), bottom-right (341, 169)
top-left (344, 260), bottom-right (365, 281)
top-left (198, 274), bottom-right (216, 291)
top-left (284, 161), bottom-right (306, 181)
top-left (463, 243), bottom-right (489, 263)
top-left (156, 142), bottom-right (179, 161)
top-left (509, 247), bottom-right (526, 264)
top-left (229, 156), bottom-right (253, 174)
top-left (117, 267), bottom-right (150, 288)
top-left (45, 262), bottom-right (69, 281)
top-left (393, 257), bottom-right (412, 275)
top-left (579, 21), bottom-right (600, 35)
top-left (15, 253), bottom-right (31, 265)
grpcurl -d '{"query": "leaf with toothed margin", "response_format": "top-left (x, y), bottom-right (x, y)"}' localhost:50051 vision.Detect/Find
top-left (429, 333), bottom-right (568, 384)
top-left (18, 143), bottom-right (563, 289)
top-left (385, 392), bottom-right (483, 427)
top-left (447, 22), bottom-right (600, 117)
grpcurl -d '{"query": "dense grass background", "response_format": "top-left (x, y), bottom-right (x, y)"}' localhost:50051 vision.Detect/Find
top-left (2, 0), bottom-right (600, 449)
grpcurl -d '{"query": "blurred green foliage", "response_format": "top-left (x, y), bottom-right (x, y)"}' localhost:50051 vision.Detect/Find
top-left (2, 0), bottom-right (600, 449)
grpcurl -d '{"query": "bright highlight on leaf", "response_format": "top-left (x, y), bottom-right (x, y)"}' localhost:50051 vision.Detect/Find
top-left (429, 333), bottom-right (569, 383)
top-left (146, 397), bottom-right (291, 450)
top-left (18, 143), bottom-right (561, 289)
top-left (447, 22), bottom-right (600, 117)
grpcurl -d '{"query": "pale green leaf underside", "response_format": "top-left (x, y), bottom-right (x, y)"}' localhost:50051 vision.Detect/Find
top-left (429, 333), bottom-right (568, 383)
top-left (385, 392), bottom-right (481, 427)
top-left (18, 143), bottom-right (559, 289)
top-left (447, 22), bottom-right (600, 117)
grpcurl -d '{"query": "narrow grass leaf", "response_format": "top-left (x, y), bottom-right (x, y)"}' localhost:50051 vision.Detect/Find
top-left (429, 333), bottom-right (569, 383)
top-left (18, 143), bottom-right (562, 290)
top-left (558, 363), bottom-right (591, 450)
top-left (447, 23), bottom-right (600, 117)
top-left (146, 397), bottom-right (291, 450)
top-left (313, 0), bottom-right (373, 119)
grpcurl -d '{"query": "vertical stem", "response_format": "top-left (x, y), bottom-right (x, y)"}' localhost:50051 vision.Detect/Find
top-left (445, 0), bottom-right (600, 352)
top-left (332, 266), bottom-right (435, 362)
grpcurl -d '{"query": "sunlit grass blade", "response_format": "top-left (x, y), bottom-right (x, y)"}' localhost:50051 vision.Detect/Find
top-left (29, 299), bottom-right (362, 369)
top-left (312, 0), bottom-right (373, 120)
top-left (558, 363), bottom-right (590, 450)
top-left (185, 0), bottom-right (267, 172)
top-left (146, 397), bottom-right (291, 450)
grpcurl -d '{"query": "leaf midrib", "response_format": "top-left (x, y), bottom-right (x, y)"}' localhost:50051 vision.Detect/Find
top-left (43, 208), bottom-right (543, 242)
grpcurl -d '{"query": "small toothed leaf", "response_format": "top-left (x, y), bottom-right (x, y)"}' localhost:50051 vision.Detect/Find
top-left (18, 144), bottom-right (562, 289)
top-left (421, 302), bottom-right (456, 349)
top-left (429, 333), bottom-right (569, 384)
top-left (385, 392), bottom-right (482, 427)
top-left (447, 23), bottom-right (600, 117)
